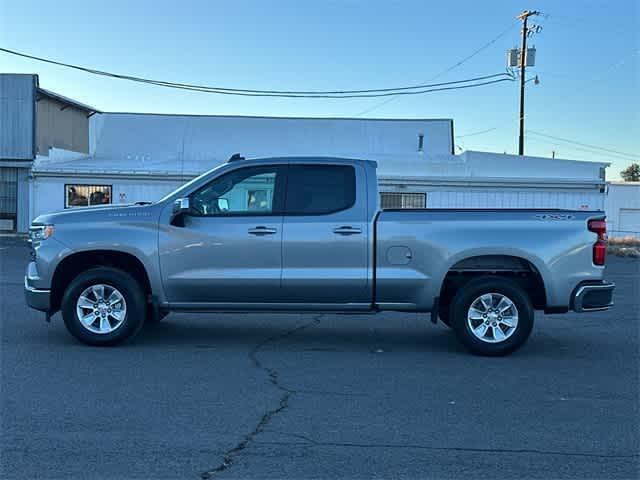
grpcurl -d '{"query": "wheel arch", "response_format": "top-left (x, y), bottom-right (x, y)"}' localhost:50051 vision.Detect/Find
top-left (50, 250), bottom-right (152, 312)
top-left (438, 253), bottom-right (548, 311)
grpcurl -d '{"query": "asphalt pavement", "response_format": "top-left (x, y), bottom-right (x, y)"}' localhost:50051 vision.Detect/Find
top-left (1, 236), bottom-right (638, 479)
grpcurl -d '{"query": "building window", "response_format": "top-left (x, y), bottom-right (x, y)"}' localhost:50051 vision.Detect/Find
top-left (417, 134), bottom-right (424, 152)
top-left (65, 185), bottom-right (112, 208)
top-left (380, 192), bottom-right (426, 209)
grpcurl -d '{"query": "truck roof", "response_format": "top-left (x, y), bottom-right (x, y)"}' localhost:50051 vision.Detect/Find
top-left (227, 155), bottom-right (378, 169)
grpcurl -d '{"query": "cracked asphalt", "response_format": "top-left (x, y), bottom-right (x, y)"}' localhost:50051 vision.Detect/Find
top-left (1, 236), bottom-right (639, 479)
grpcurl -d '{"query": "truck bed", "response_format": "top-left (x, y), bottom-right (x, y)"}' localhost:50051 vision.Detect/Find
top-left (374, 209), bottom-right (605, 311)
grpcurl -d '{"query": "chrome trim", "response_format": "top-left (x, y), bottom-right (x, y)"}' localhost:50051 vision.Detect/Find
top-left (24, 276), bottom-right (50, 293)
top-left (573, 282), bottom-right (615, 312)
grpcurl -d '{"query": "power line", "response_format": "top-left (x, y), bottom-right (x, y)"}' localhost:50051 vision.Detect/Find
top-left (455, 127), bottom-right (499, 138)
top-left (138, 76), bottom-right (514, 98)
top-left (0, 46), bottom-right (513, 98)
top-left (452, 54), bottom-right (640, 145)
top-left (355, 21), bottom-right (519, 116)
top-left (526, 130), bottom-right (638, 160)
top-left (525, 136), bottom-right (634, 163)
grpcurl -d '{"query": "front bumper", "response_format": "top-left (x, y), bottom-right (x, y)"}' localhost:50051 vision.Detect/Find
top-left (24, 262), bottom-right (51, 312)
top-left (572, 281), bottom-right (615, 312)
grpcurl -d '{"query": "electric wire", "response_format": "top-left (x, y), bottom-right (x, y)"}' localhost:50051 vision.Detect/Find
top-left (0, 47), bottom-right (513, 98)
top-left (355, 21), bottom-right (519, 115)
top-left (526, 130), bottom-right (638, 160)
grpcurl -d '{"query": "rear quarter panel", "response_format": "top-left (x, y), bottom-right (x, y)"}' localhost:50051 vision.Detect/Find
top-left (375, 210), bottom-right (605, 311)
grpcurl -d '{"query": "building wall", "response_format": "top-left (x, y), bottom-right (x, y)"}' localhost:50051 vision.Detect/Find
top-left (605, 183), bottom-right (640, 238)
top-left (0, 74), bottom-right (37, 231)
top-left (88, 114), bottom-right (453, 169)
top-left (0, 74), bottom-right (36, 160)
top-left (15, 168), bottom-right (31, 232)
top-left (36, 97), bottom-right (89, 156)
top-left (31, 173), bottom-right (605, 221)
top-left (31, 175), bottom-right (182, 219)
top-left (384, 187), bottom-right (603, 211)
top-left (29, 114), bottom-right (609, 223)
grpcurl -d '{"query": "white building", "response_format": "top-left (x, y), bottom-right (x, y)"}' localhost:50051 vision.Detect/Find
top-left (29, 112), bottom-right (609, 220)
top-left (1, 74), bottom-right (96, 232)
top-left (605, 182), bottom-right (640, 238)
top-left (2, 74), bottom-right (627, 233)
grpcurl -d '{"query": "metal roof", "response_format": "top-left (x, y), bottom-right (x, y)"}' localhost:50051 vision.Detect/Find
top-left (36, 88), bottom-right (100, 114)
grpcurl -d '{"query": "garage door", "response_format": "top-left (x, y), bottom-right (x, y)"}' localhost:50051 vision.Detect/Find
top-left (619, 209), bottom-right (640, 236)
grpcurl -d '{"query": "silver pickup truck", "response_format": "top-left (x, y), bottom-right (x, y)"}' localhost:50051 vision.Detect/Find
top-left (25, 156), bottom-right (614, 355)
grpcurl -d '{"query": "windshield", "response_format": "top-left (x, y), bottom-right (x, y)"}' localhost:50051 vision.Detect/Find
top-left (157, 163), bottom-right (227, 204)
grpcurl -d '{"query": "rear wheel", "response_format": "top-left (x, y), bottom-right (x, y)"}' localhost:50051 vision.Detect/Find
top-left (450, 276), bottom-right (534, 356)
top-left (61, 267), bottom-right (146, 346)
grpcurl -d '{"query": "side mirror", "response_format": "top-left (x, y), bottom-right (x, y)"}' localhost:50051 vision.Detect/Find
top-left (172, 197), bottom-right (190, 215)
top-left (170, 197), bottom-right (190, 227)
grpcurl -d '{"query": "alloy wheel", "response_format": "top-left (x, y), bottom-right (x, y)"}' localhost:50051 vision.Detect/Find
top-left (76, 284), bottom-right (127, 334)
top-left (467, 292), bottom-right (519, 343)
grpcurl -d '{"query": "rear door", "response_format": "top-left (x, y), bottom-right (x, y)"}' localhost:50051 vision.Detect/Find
top-left (280, 163), bottom-right (370, 306)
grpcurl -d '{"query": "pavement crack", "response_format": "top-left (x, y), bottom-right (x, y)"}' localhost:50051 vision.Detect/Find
top-left (259, 432), bottom-right (639, 460)
top-left (200, 314), bottom-right (323, 479)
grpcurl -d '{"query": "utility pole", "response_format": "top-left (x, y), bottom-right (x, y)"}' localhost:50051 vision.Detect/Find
top-left (516, 10), bottom-right (540, 155)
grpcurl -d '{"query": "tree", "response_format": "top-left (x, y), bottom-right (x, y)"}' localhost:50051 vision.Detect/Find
top-left (621, 163), bottom-right (640, 182)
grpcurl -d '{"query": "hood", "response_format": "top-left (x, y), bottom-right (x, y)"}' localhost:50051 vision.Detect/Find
top-left (32, 202), bottom-right (161, 226)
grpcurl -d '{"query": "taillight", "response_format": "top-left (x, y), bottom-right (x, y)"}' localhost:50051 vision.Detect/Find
top-left (588, 219), bottom-right (607, 266)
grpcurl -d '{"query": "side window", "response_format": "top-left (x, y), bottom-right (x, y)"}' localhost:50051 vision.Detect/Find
top-left (285, 165), bottom-right (356, 215)
top-left (190, 166), bottom-right (281, 216)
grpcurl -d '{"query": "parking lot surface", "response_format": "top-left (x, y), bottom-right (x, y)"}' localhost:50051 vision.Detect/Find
top-left (1, 237), bottom-right (638, 479)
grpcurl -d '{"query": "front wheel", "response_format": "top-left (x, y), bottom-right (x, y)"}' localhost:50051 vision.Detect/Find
top-left (61, 267), bottom-right (146, 346)
top-left (450, 277), bottom-right (534, 356)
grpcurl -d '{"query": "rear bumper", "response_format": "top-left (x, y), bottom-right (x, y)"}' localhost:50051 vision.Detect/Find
top-left (572, 281), bottom-right (615, 312)
top-left (24, 273), bottom-right (51, 313)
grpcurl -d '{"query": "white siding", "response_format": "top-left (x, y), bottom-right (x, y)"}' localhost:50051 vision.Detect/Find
top-left (378, 183), bottom-right (604, 211)
top-left (31, 176), bottom-right (182, 219)
top-left (32, 175), bottom-right (607, 221)
top-left (426, 189), bottom-right (603, 210)
top-left (605, 183), bottom-right (640, 238)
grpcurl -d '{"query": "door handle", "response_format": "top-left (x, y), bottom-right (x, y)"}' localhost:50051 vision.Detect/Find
top-left (333, 226), bottom-right (362, 235)
top-left (248, 226), bottom-right (277, 235)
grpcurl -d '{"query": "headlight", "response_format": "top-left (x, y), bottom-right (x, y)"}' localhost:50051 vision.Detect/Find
top-left (29, 224), bottom-right (55, 242)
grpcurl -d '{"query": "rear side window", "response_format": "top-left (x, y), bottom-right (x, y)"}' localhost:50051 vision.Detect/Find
top-left (285, 165), bottom-right (356, 215)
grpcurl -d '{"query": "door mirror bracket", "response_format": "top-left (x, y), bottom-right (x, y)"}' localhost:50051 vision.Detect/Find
top-left (173, 197), bottom-right (190, 214)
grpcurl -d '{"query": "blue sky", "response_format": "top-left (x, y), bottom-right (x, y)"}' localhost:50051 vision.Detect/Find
top-left (1, 0), bottom-right (637, 178)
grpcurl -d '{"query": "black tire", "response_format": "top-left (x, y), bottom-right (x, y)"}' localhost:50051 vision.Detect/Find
top-left (438, 307), bottom-right (452, 327)
top-left (61, 267), bottom-right (146, 346)
top-left (450, 276), bottom-right (534, 356)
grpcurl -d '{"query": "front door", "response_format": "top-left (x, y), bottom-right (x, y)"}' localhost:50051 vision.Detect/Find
top-left (159, 165), bottom-right (285, 305)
